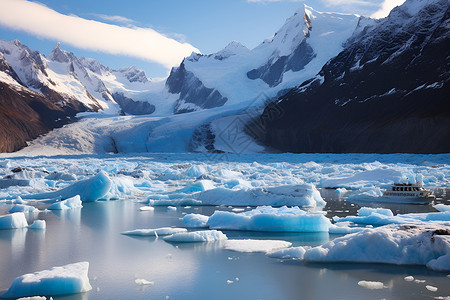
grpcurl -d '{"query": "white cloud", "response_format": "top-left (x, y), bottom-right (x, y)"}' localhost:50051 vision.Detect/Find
top-left (371, 0), bottom-right (406, 18)
top-left (90, 13), bottom-right (136, 25)
top-left (0, 0), bottom-right (200, 68)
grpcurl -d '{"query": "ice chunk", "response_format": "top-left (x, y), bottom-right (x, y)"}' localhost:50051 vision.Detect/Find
top-left (0, 212), bottom-right (28, 229)
top-left (320, 168), bottom-right (403, 189)
top-left (358, 207), bottom-right (394, 217)
top-left (122, 227), bottom-right (187, 236)
top-left (328, 222), bottom-right (366, 234)
top-left (1, 262), bottom-right (92, 298)
top-left (337, 208), bottom-right (450, 226)
top-left (167, 206), bottom-right (177, 211)
top-left (434, 204), bottom-right (450, 212)
top-left (163, 230), bottom-right (227, 243)
top-left (47, 195), bottom-right (83, 210)
top-left (102, 175), bottom-right (136, 200)
top-left (28, 220), bottom-right (46, 230)
top-left (149, 199), bottom-right (202, 206)
top-left (358, 281), bottom-right (385, 290)
top-left (135, 279), bottom-right (154, 286)
top-left (22, 172), bottom-right (112, 202)
top-left (208, 206), bottom-right (331, 232)
top-left (185, 165), bottom-right (207, 178)
top-left (426, 285), bottom-right (438, 292)
top-left (224, 239), bottom-right (292, 253)
top-left (9, 204), bottom-right (39, 214)
top-left (404, 276), bottom-right (414, 281)
top-left (139, 206), bottom-right (155, 211)
top-left (183, 214), bottom-right (209, 228)
top-left (194, 184), bottom-right (325, 207)
top-left (267, 246), bottom-right (306, 259)
top-left (176, 180), bottom-right (215, 193)
top-left (302, 224), bottom-right (450, 271)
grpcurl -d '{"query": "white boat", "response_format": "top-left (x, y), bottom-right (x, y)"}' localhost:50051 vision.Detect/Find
top-left (381, 180), bottom-right (435, 204)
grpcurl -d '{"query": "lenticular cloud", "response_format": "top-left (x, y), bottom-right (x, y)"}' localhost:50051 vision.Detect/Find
top-left (0, 0), bottom-right (199, 68)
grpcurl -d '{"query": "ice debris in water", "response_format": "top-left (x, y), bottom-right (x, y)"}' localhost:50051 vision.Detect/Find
top-left (9, 204), bottom-right (39, 214)
top-left (183, 214), bottom-right (209, 228)
top-left (207, 206), bottom-right (331, 232)
top-left (224, 239), bottom-right (292, 253)
top-left (163, 230), bottom-right (227, 243)
top-left (21, 171), bottom-right (112, 202)
top-left (27, 220), bottom-right (46, 230)
top-left (358, 281), bottom-right (385, 290)
top-left (47, 195), bottom-right (83, 210)
top-left (135, 279), bottom-right (154, 286)
top-left (122, 227), bottom-right (187, 236)
top-left (0, 212), bottom-right (28, 229)
top-left (1, 262), bottom-right (92, 298)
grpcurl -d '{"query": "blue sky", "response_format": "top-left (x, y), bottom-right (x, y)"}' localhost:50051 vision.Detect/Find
top-left (0, 0), bottom-right (402, 78)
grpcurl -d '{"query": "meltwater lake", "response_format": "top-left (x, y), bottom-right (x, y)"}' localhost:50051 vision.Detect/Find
top-left (0, 153), bottom-right (449, 299)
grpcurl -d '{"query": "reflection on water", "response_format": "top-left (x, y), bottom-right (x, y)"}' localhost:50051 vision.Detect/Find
top-left (0, 196), bottom-right (449, 299)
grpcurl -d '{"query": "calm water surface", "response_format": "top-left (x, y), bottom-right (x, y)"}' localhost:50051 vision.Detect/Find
top-left (0, 190), bottom-right (449, 300)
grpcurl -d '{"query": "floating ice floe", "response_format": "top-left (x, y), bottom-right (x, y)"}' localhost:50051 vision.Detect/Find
top-left (0, 212), bottom-right (28, 229)
top-left (21, 172), bottom-right (112, 202)
top-left (135, 278), bottom-right (154, 286)
top-left (434, 204), bottom-right (450, 212)
top-left (163, 230), bottom-right (227, 242)
top-left (224, 239), bottom-right (292, 253)
top-left (358, 281), bottom-right (386, 290)
top-left (149, 199), bottom-right (202, 206)
top-left (1, 262), bottom-right (92, 298)
top-left (299, 224), bottom-right (450, 272)
top-left (122, 227), bottom-right (187, 236)
top-left (183, 214), bottom-right (209, 228)
top-left (47, 195), bottom-right (83, 210)
top-left (207, 206), bottom-right (331, 232)
top-left (320, 168), bottom-right (403, 189)
top-left (335, 207), bottom-right (450, 226)
top-left (27, 220), bottom-right (46, 230)
top-left (191, 184), bottom-right (325, 207)
top-left (9, 204), bottom-right (39, 214)
top-left (267, 246), bottom-right (307, 259)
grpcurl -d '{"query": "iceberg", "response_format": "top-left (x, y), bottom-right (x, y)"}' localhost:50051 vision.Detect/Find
top-left (121, 227), bottom-right (187, 236)
top-left (224, 239), bottom-right (292, 253)
top-left (320, 168), bottom-right (403, 189)
top-left (193, 184), bottom-right (325, 207)
top-left (0, 212), bottom-right (28, 229)
top-left (208, 206), bottom-right (331, 232)
top-left (21, 172), bottom-right (112, 202)
top-left (302, 224), bottom-right (450, 271)
top-left (9, 204), bottom-right (39, 214)
top-left (47, 195), bottom-right (83, 210)
top-left (27, 220), bottom-right (46, 230)
top-left (183, 214), bottom-right (209, 228)
top-left (267, 246), bottom-right (307, 259)
top-left (1, 262), bottom-right (92, 298)
top-left (163, 230), bottom-right (227, 242)
top-left (335, 207), bottom-right (450, 226)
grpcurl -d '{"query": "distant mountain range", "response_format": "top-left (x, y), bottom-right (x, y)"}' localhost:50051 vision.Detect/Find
top-left (0, 0), bottom-right (448, 154)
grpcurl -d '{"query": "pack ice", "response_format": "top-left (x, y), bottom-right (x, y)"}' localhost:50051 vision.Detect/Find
top-left (1, 262), bottom-right (92, 298)
top-left (269, 224), bottom-right (450, 272)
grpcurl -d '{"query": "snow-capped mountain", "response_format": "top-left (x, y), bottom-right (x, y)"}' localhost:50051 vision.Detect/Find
top-left (166, 5), bottom-right (361, 114)
top-left (255, 0), bottom-right (450, 153)
top-left (0, 40), bottom-right (168, 152)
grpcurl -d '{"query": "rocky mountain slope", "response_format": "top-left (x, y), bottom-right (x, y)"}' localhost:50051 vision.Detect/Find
top-left (255, 0), bottom-right (450, 153)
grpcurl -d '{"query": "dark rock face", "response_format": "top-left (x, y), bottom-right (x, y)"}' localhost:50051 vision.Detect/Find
top-left (0, 82), bottom-right (72, 152)
top-left (112, 92), bottom-right (155, 115)
top-left (166, 61), bottom-right (228, 114)
top-left (256, 0), bottom-right (450, 153)
top-left (247, 39), bottom-right (316, 87)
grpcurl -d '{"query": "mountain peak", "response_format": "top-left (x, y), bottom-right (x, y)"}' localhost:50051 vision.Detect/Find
top-left (49, 42), bottom-right (71, 63)
top-left (214, 41), bottom-right (249, 60)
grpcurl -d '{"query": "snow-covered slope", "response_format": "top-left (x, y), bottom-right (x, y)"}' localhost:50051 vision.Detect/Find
top-left (167, 5), bottom-right (361, 114)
